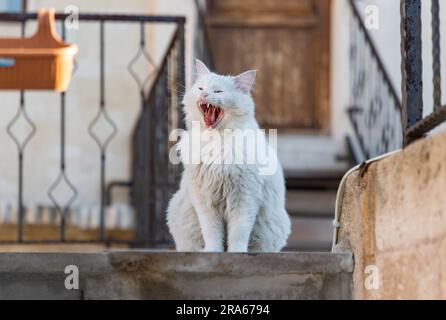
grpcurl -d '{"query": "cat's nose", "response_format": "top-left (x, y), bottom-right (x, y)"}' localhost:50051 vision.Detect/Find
top-left (199, 91), bottom-right (209, 99)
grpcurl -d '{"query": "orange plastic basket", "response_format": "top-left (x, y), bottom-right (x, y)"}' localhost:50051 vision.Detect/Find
top-left (0, 9), bottom-right (78, 92)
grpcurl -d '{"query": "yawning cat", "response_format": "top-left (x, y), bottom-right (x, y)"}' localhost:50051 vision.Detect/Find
top-left (166, 59), bottom-right (291, 252)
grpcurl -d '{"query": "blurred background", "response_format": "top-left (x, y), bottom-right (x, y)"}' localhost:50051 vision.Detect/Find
top-left (0, 0), bottom-right (444, 251)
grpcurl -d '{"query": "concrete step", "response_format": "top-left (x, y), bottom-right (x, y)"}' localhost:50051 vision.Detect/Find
top-left (287, 217), bottom-right (333, 251)
top-left (285, 190), bottom-right (336, 251)
top-left (0, 251), bottom-right (353, 299)
top-left (285, 169), bottom-right (346, 190)
top-left (278, 135), bottom-right (350, 174)
top-left (286, 190), bottom-right (336, 218)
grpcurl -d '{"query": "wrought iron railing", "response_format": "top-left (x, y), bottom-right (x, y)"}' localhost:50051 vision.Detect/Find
top-left (347, 0), bottom-right (403, 162)
top-left (132, 25), bottom-right (185, 246)
top-left (348, 0), bottom-right (446, 162)
top-left (0, 12), bottom-right (185, 245)
top-left (401, 0), bottom-right (445, 145)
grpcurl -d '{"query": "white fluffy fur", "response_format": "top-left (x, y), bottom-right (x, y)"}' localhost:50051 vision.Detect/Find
top-left (166, 59), bottom-right (291, 252)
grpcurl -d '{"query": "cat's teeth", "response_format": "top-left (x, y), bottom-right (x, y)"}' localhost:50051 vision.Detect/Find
top-left (207, 103), bottom-right (210, 111)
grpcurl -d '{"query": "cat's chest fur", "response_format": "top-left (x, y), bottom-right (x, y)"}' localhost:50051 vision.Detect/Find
top-left (184, 161), bottom-right (261, 217)
top-left (188, 161), bottom-right (258, 196)
top-left (180, 128), bottom-right (263, 212)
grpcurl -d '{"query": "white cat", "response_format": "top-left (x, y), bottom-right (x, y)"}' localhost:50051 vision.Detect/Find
top-left (166, 59), bottom-right (291, 252)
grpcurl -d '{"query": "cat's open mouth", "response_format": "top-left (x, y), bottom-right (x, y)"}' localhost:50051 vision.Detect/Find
top-left (199, 102), bottom-right (224, 128)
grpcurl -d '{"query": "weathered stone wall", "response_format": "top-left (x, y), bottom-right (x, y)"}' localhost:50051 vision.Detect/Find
top-left (0, 251), bottom-right (353, 300)
top-left (337, 130), bottom-right (446, 299)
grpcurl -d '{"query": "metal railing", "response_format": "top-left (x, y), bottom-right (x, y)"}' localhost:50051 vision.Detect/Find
top-left (132, 25), bottom-right (185, 246)
top-left (0, 12), bottom-right (185, 245)
top-left (401, 0), bottom-right (445, 145)
top-left (348, 0), bottom-right (446, 162)
top-left (347, 0), bottom-right (403, 162)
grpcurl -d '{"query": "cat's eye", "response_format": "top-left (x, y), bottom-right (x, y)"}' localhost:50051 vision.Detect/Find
top-left (198, 87), bottom-right (203, 91)
top-left (214, 90), bottom-right (223, 93)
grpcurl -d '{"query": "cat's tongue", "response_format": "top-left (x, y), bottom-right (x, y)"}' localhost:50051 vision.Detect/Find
top-left (203, 105), bottom-right (221, 128)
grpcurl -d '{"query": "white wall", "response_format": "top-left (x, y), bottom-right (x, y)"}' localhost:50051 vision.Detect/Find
top-left (330, 0), bottom-right (354, 145)
top-left (152, 0), bottom-right (197, 87)
top-left (0, 0), bottom-right (196, 210)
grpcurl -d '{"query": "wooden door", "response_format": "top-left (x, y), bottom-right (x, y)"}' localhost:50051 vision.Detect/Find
top-left (205, 0), bottom-right (331, 132)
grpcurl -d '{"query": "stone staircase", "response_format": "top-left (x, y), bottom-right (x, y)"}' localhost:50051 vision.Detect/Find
top-left (285, 170), bottom-right (346, 252)
top-left (0, 251), bottom-right (353, 299)
top-left (278, 135), bottom-right (350, 252)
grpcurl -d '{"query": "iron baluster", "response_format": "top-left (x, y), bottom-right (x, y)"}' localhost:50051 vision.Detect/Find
top-left (431, 0), bottom-right (441, 112)
top-left (47, 23), bottom-right (78, 241)
top-left (87, 21), bottom-right (118, 241)
top-left (5, 20), bottom-right (37, 242)
top-left (401, 0), bottom-right (423, 145)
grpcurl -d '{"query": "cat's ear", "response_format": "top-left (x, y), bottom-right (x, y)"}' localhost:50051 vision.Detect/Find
top-left (195, 58), bottom-right (210, 79)
top-left (234, 70), bottom-right (256, 93)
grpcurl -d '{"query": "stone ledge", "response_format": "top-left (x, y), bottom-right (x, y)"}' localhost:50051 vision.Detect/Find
top-left (337, 129), bottom-right (446, 299)
top-left (0, 251), bottom-right (353, 300)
